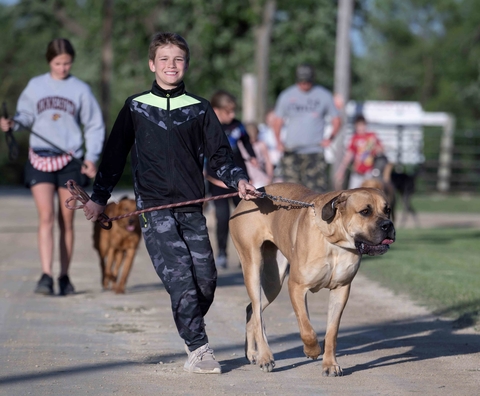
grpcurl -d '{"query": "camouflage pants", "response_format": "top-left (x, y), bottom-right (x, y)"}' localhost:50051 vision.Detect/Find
top-left (280, 151), bottom-right (328, 192)
top-left (140, 209), bottom-right (217, 351)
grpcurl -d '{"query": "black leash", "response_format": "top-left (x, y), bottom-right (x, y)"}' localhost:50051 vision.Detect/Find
top-left (2, 102), bottom-right (19, 161)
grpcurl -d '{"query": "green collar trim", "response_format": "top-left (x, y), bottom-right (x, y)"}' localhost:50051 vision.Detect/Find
top-left (135, 93), bottom-right (200, 110)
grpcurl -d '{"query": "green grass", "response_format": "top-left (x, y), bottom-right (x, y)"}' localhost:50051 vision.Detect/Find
top-left (359, 227), bottom-right (480, 329)
top-left (405, 193), bottom-right (480, 213)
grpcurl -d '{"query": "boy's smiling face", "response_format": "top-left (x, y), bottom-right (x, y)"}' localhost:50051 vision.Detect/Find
top-left (149, 44), bottom-right (188, 90)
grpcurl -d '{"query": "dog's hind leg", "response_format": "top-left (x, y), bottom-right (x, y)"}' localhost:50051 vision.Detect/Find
top-left (247, 244), bottom-right (289, 370)
top-left (261, 242), bottom-right (289, 305)
top-left (321, 284), bottom-right (351, 377)
top-left (405, 194), bottom-right (420, 228)
top-left (241, 244), bottom-right (278, 372)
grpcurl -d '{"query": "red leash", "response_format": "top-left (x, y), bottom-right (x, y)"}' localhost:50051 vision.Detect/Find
top-left (64, 179), bottom-right (242, 230)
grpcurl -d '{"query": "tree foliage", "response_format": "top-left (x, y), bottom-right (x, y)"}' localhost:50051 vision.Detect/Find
top-left (0, 0), bottom-right (338, 123)
top-left (2, 0), bottom-right (479, 186)
top-left (0, 0), bottom-right (338, 184)
top-left (353, 0), bottom-right (480, 126)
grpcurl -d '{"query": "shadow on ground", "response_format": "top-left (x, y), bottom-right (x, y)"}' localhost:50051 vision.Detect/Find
top-left (2, 312), bottom-right (477, 385)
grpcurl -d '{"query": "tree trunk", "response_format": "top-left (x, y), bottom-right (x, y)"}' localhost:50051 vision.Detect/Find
top-left (101, 0), bottom-right (114, 131)
top-left (332, 0), bottom-right (353, 182)
top-left (254, 0), bottom-right (276, 124)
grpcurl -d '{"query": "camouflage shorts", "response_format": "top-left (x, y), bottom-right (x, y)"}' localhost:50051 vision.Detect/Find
top-left (280, 151), bottom-right (328, 192)
top-left (140, 209), bottom-right (216, 350)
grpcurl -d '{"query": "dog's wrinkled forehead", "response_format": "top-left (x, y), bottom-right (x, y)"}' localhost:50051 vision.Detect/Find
top-left (321, 189), bottom-right (387, 224)
top-left (347, 190), bottom-right (386, 212)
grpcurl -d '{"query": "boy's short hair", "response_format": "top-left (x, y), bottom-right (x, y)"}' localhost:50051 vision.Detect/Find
top-left (210, 90), bottom-right (237, 109)
top-left (46, 38), bottom-right (75, 63)
top-left (149, 32), bottom-right (190, 64)
top-left (354, 114), bottom-right (367, 124)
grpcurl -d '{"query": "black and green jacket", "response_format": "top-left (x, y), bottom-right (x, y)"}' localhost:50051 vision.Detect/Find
top-left (91, 80), bottom-right (247, 211)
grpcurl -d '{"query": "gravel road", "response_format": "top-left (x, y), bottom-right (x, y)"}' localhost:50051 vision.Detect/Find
top-left (1, 188), bottom-right (479, 395)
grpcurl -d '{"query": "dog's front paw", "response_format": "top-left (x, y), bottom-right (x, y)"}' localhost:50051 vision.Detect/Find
top-left (304, 343), bottom-right (322, 360)
top-left (245, 351), bottom-right (257, 365)
top-left (113, 284), bottom-right (125, 294)
top-left (322, 364), bottom-right (343, 377)
top-left (257, 356), bottom-right (275, 373)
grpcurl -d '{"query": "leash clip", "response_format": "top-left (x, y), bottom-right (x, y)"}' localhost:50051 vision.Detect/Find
top-left (255, 191), bottom-right (266, 199)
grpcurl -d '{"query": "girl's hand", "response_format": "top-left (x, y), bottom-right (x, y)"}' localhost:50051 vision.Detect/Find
top-left (249, 157), bottom-right (259, 168)
top-left (0, 117), bottom-right (13, 132)
top-left (81, 160), bottom-right (97, 178)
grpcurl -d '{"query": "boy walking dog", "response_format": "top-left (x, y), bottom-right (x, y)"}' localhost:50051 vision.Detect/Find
top-left (83, 32), bottom-right (257, 374)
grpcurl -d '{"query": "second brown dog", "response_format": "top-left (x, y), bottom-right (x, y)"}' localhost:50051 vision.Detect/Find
top-left (93, 197), bottom-right (141, 294)
top-left (361, 155), bottom-right (396, 222)
top-left (361, 178), bottom-right (396, 222)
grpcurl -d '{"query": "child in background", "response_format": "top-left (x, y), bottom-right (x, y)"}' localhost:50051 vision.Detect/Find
top-left (258, 109), bottom-right (282, 172)
top-left (336, 114), bottom-right (384, 189)
top-left (243, 122), bottom-right (274, 188)
top-left (0, 38), bottom-right (104, 296)
top-left (205, 90), bottom-right (258, 270)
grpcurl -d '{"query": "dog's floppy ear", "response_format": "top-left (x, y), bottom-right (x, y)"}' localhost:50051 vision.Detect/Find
top-left (321, 192), bottom-right (348, 224)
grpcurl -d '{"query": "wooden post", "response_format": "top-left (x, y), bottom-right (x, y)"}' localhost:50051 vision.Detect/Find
top-left (437, 115), bottom-right (455, 192)
top-left (242, 73), bottom-right (257, 124)
top-left (332, 0), bottom-right (354, 183)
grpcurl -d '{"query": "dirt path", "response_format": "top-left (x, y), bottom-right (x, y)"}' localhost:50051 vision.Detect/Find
top-left (0, 188), bottom-right (479, 395)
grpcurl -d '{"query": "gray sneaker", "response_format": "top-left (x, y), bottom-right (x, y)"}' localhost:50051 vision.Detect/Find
top-left (183, 343), bottom-right (222, 374)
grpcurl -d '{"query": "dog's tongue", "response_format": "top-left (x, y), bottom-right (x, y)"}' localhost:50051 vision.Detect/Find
top-left (127, 225), bottom-right (135, 232)
top-left (382, 239), bottom-right (394, 245)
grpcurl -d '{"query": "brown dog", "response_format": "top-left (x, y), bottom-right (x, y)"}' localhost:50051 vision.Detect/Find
top-left (93, 197), bottom-right (141, 294)
top-left (229, 183), bottom-right (395, 376)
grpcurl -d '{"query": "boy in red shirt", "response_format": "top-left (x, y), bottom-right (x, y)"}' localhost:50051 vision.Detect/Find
top-left (336, 115), bottom-right (384, 189)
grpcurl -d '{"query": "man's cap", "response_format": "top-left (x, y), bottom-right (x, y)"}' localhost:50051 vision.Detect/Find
top-left (296, 64), bottom-right (314, 83)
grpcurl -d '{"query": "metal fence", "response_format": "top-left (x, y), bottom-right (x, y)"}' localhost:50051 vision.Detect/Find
top-left (419, 126), bottom-right (480, 193)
